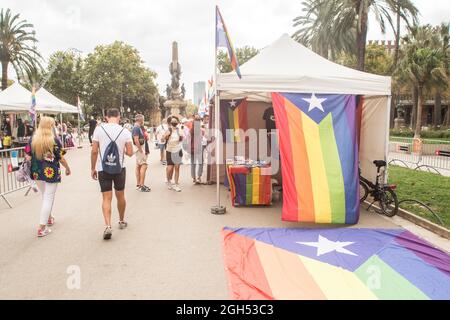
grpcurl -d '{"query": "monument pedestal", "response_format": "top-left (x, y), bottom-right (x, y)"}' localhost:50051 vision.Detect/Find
top-left (164, 99), bottom-right (187, 118)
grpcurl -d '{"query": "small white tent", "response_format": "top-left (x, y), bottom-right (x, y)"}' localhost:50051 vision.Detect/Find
top-left (0, 82), bottom-right (32, 111)
top-left (216, 34), bottom-right (392, 182)
top-left (35, 88), bottom-right (78, 114)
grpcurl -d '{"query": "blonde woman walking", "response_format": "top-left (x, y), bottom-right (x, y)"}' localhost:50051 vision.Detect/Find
top-left (25, 117), bottom-right (71, 237)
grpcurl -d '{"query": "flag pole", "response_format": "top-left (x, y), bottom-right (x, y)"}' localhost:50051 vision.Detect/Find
top-left (77, 96), bottom-right (83, 149)
top-left (211, 5), bottom-right (226, 215)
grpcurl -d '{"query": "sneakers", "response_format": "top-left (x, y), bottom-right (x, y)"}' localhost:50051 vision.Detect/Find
top-left (37, 227), bottom-right (52, 238)
top-left (166, 181), bottom-right (173, 190)
top-left (47, 217), bottom-right (55, 226)
top-left (138, 185), bottom-right (151, 192)
top-left (172, 184), bottom-right (182, 192)
top-left (118, 221), bottom-right (128, 229)
top-left (103, 226), bottom-right (112, 240)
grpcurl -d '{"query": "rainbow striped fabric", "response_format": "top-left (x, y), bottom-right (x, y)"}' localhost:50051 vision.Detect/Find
top-left (222, 227), bottom-right (450, 300)
top-left (227, 165), bottom-right (272, 206)
top-left (30, 86), bottom-right (36, 123)
top-left (220, 99), bottom-right (248, 142)
top-left (271, 93), bottom-right (359, 224)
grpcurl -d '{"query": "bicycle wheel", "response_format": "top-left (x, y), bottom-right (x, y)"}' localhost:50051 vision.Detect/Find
top-left (379, 188), bottom-right (399, 217)
top-left (359, 180), bottom-right (369, 203)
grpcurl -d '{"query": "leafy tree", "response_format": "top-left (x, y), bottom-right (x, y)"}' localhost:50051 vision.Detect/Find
top-left (45, 50), bottom-right (84, 106)
top-left (83, 41), bottom-right (158, 117)
top-left (0, 8), bottom-right (42, 89)
top-left (398, 25), bottom-right (448, 138)
top-left (218, 46), bottom-right (259, 73)
top-left (335, 44), bottom-right (393, 75)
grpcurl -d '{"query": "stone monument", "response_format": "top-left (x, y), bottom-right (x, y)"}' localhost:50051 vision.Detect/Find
top-left (163, 41), bottom-right (187, 117)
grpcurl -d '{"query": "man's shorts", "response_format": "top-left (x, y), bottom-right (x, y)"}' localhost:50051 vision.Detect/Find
top-left (98, 168), bottom-right (126, 192)
top-left (158, 143), bottom-right (166, 151)
top-left (166, 150), bottom-right (183, 166)
top-left (136, 149), bottom-right (148, 165)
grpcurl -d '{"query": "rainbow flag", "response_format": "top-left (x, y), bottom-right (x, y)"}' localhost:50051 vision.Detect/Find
top-left (216, 6), bottom-right (241, 79)
top-left (222, 227), bottom-right (450, 300)
top-left (227, 166), bottom-right (272, 206)
top-left (30, 86), bottom-right (36, 123)
top-left (271, 93), bottom-right (359, 224)
top-left (220, 99), bottom-right (248, 142)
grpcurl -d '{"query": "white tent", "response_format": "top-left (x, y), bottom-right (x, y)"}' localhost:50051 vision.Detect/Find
top-left (35, 88), bottom-right (78, 114)
top-left (215, 34), bottom-right (392, 183)
top-left (0, 82), bottom-right (32, 111)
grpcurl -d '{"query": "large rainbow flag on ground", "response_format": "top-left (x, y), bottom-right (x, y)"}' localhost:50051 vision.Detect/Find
top-left (222, 227), bottom-right (450, 300)
top-left (271, 93), bottom-right (359, 224)
top-left (220, 99), bottom-right (248, 142)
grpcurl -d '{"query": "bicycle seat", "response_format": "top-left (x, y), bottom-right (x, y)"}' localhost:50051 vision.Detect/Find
top-left (373, 160), bottom-right (387, 168)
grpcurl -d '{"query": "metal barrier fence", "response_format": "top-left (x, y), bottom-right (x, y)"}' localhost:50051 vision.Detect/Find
top-left (0, 147), bottom-right (31, 208)
top-left (388, 137), bottom-right (450, 174)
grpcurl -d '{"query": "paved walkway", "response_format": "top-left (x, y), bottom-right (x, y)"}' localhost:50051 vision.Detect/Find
top-left (0, 143), bottom-right (448, 299)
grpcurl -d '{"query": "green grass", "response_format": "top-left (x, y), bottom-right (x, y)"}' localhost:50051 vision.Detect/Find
top-left (390, 136), bottom-right (450, 144)
top-left (389, 165), bottom-right (450, 229)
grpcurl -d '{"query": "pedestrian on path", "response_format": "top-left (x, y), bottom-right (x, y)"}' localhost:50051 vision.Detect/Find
top-left (88, 116), bottom-right (97, 146)
top-left (24, 116), bottom-right (71, 237)
top-left (189, 115), bottom-right (205, 184)
top-left (132, 114), bottom-right (151, 192)
top-left (156, 119), bottom-right (168, 165)
top-left (164, 115), bottom-right (184, 192)
top-left (91, 108), bottom-right (133, 240)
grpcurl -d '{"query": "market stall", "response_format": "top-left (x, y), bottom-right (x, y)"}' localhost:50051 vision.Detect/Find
top-left (212, 34), bottom-right (392, 224)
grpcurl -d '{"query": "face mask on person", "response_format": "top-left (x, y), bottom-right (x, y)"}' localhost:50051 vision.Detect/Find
top-left (171, 122), bottom-right (178, 127)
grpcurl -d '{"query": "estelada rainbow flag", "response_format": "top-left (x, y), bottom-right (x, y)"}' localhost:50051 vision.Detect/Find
top-left (222, 227), bottom-right (450, 300)
top-left (220, 98), bottom-right (248, 142)
top-left (271, 92), bottom-right (359, 224)
top-left (226, 165), bottom-right (272, 206)
top-left (216, 6), bottom-right (241, 79)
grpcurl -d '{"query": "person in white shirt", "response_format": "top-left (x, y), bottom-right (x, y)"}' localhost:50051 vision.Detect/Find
top-left (164, 115), bottom-right (184, 192)
top-left (156, 119), bottom-right (168, 165)
top-left (91, 108), bottom-right (133, 240)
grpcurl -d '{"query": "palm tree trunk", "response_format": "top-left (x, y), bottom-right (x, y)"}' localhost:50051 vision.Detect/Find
top-left (356, 11), bottom-right (369, 71)
top-left (414, 86), bottom-right (423, 138)
top-left (433, 92), bottom-right (442, 128)
top-left (393, 5), bottom-right (401, 68)
top-left (1, 60), bottom-right (8, 90)
top-left (411, 87), bottom-right (418, 128)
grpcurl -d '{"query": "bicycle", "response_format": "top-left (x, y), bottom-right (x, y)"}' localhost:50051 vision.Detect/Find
top-left (359, 160), bottom-right (399, 217)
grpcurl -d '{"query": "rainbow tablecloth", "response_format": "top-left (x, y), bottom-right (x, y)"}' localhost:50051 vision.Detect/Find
top-left (226, 165), bottom-right (272, 207)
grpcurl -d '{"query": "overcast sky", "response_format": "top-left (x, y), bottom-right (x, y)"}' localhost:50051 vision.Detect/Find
top-left (2, 0), bottom-right (449, 100)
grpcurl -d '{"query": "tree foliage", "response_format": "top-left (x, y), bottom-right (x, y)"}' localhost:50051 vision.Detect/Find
top-left (218, 46), bottom-right (259, 73)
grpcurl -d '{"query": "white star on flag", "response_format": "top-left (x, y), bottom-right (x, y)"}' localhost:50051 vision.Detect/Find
top-left (302, 93), bottom-right (327, 113)
top-left (296, 235), bottom-right (357, 257)
top-left (229, 100), bottom-right (237, 108)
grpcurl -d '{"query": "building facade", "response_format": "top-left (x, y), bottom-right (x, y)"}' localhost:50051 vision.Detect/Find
top-left (193, 81), bottom-right (206, 106)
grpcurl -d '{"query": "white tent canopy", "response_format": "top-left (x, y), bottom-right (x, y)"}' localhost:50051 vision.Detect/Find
top-left (35, 88), bottom-right (78, 114)
top-left (0, 82), bottom-right (32, 111)
top-left (215, 33), bottom-right (392, 184)
top-left (218, 34), bottom-right (391, 100)
top-left (0, 83), bottom-right (78, 114)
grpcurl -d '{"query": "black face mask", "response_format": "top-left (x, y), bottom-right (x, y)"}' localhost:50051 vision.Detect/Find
top-left (171, 122), bottom-right (178, 127)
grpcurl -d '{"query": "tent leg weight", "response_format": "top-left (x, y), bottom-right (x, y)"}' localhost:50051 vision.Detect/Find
top-left (211, 205), bottom-right (227, 215)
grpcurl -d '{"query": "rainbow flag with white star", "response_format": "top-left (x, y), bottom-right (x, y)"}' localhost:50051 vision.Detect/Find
top-left (216, 6), bottom-right (241, 79)
top-left (220, 98), bottom-right (248, 142)
top-left (272, 93), bottom-right (360, 224)
top-left (222, 227), bottom-right (450, 300)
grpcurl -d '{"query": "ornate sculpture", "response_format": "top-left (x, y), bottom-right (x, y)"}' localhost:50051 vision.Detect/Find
top-left (163, 41), bottom-right (187, 117)
top-left (181, 83), bottom-right (186, 99)
top-left (165, 84), bottom-right (172, 100)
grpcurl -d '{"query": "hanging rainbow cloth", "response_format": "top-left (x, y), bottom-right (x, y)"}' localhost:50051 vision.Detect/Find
top-left (216, 6), bottom-right (241, 79)
top-left (30, 86), bottom-right (36, 123)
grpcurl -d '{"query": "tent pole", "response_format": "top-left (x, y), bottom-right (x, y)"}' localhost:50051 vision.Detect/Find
top-left (60, 113), bottom-right (65, 149)
top-left (77, 113), bottom-right (82, 149)
top-left (211, 7), bottom-right (226, 215)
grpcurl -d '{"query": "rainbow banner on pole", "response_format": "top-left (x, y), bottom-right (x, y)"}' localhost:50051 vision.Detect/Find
top-left (216, 6), bottom-right (241, 79)
top-left (271, 92), bottom-right (359, 224)
top-left (220, 98), bottom-right (248, 142)
top-left (30, 86), bottom-right (36, 123)
top-left (222, 227), bottom-right (450, 300)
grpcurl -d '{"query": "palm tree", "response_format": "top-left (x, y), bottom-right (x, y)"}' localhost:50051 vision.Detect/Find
top-left (433, 23), bottom-right (449, 127)
top-left (294, 0), bottom-right (418, 71)
top-left (399, 25), bottom-right (448, 138)
top-left (292, 0), bottom-right (356, 59)
top-left (0, 8), bottom-right (42, 90)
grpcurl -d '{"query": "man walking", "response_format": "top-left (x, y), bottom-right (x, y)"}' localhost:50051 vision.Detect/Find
top-left (132, 114), bottom-right (150, 192)
top-left (88, 116), bottom-right (98, 146)
top-left (91, 108), bottom-right (133, 240)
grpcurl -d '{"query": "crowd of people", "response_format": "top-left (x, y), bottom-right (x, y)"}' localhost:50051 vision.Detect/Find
top-left (24, 108), bottom-right (211, 240)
